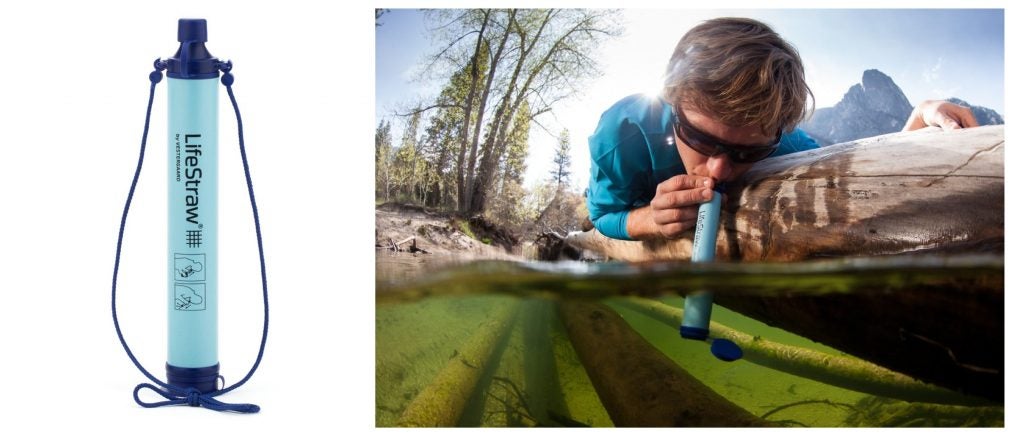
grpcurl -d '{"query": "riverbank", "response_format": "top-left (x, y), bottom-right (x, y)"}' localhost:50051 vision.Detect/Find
top-left (375, 203), bottom-right (525, 260)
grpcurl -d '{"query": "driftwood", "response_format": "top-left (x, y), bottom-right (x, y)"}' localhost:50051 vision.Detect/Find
top-left (567, 125), bottom-right (1004, 261)
top-left (558, 301), bottom-right (766, 426)
top-left (382, 236), bottom-right (430, 254)
top-left (397, 303), bottom-right (518, 426)
top-left (616, 298), bottom-right (990, 406)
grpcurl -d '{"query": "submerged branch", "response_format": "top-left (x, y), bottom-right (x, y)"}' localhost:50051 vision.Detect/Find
top-left (616, 298), bottom-right (992, 407)
top-left (396, 303), bottom-right (519, 427)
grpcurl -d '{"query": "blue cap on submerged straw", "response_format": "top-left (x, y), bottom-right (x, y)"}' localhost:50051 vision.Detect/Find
top-left (711, 338), bottom-right (743, 361)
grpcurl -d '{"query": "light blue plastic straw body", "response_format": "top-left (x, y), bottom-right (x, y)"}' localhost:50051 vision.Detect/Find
top-left (167, 77), bottom-right (219, 368)
top-left (681, 191), bottom-right (721, 337)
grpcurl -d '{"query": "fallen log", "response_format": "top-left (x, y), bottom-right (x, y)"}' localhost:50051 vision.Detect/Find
top-left (558, 300), bottom-right (766, 426)
top-left (844, 396), bottom-right (1003, 427)
top-left (397, 302), bottom-right (518, 427)
top-left (568, 125), bottom-right (1004, 262)
top-left (615, 298), bottom-right (990, 406)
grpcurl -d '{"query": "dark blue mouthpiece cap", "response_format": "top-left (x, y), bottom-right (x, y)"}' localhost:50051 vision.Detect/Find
top-left (167, 18), bottom-right (221, 79)
top-left (178, 19), bottom-right (208, 43)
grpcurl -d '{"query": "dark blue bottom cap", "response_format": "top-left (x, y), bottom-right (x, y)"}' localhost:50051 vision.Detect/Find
top-left (167, 363), bottom-right (220, 393)
top-left (711, 339), bottom-right (743, 362)
top-left (679, 326), bottom-right (709, 340)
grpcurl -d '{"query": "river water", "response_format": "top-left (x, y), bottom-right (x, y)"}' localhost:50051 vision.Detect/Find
top-left (375, 251), bottom-right (1004, 427)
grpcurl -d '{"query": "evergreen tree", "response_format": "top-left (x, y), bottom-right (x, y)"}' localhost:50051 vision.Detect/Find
top-left (550, 128), bottom-right (572, 190)
top-left (374, 120), bottom-right (393, 201)
top-left (487, 102), bottom-right (532, 227)
top-left (392, 110), bottom-right (426, 203)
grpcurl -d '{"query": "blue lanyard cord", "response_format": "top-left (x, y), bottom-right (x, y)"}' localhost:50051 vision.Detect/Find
top-left (111, 59), bottom-right (268, 414)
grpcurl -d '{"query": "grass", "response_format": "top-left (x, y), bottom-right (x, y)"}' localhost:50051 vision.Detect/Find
top-left (455, 219), bottom-right (479, 241)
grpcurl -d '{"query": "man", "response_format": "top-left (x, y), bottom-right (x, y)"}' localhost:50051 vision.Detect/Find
top-left (587, 17), bottom-right (978, 241)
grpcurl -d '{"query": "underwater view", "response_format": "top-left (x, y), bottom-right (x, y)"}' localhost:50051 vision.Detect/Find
top-left (375, 252), bottom-right (1004, 428)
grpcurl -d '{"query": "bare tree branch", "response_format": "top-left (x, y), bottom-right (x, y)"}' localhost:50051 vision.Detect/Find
top-left (395, 103), bottom-right (465, 117)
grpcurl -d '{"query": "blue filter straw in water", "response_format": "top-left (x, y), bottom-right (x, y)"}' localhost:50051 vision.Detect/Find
top-left (679, 186), bottom-right (743, 361)
top-left (166, 19), bottom-right (220, 392)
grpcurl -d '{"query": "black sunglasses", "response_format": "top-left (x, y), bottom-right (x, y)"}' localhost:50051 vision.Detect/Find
top-left (672, 108), bottom-right (782, 164)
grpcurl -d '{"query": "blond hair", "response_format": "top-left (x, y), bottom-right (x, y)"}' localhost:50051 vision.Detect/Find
top-left (663, 17), bottom-right (814, 134)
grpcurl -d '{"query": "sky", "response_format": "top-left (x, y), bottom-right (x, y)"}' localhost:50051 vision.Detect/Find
top-left (375, 8), bottom-right (1005, 192)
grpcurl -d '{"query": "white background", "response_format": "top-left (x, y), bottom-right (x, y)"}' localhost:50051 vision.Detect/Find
top-left (0, 1), bottom-right (361, 445)
top-left (0, 0), bottom-right (1019, 447)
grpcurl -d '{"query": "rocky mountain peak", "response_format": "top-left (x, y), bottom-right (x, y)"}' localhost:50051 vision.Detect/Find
top-left (802, 69), bottom-right (1003, 146)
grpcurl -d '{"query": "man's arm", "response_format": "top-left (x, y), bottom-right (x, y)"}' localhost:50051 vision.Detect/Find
top-left (626, 175), bottom-right (714, 240)
top-left (590, 174), bottom-right (714, 241)
top-left (625, 206), bottom-right (662, 240)
top-left (903, 100), bottom-right (980, 131)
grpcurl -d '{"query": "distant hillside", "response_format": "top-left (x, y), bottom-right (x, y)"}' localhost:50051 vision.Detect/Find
top-left (802, 69), bottom-right (1003, 146)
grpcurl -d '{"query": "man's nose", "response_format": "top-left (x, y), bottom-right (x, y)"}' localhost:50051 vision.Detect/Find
top-left (706, 153), bottom-right (733, 181)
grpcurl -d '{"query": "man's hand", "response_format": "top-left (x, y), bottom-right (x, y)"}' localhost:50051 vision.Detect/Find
top-left (903, 100), bottom-right (980, 131)
top-left (627, 175), bottom-right (714, 239)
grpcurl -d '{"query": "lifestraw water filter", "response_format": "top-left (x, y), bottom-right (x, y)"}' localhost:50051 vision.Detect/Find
top-left (166, 18), bottom-right (222, 392)
top-left (111, 19), bottom-right (269, 413)
top-left (679, 186), bottom-right (742, 361)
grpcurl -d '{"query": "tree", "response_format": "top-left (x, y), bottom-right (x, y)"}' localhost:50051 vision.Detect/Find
top-left (420, 41), bottom-right (489, 209)
top-left (375, 120), bottom-right (393, 201)
top-left (533, 128), bottom-right (579, 234)
top-left (534, 187), bottom-right (584, 235)
top-left (391, 110), bottom-right (426, 203)
top-left (486, 102), bottom-right (532, 228)
top-left (550, 128), bottom-right (572, 190)
top-left (466, 9), bottom-right (621, 214)
top-left (392, 9), bottom-right (621, 219)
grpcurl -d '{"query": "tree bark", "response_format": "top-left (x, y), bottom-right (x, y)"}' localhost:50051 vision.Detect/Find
top-left (454, 9), bottom-right (489, 212)
top-left (460, 9), bottom-right (514, 212)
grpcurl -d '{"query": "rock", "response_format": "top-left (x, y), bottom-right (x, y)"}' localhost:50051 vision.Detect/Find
top-left (803, 69), bottom-right (913, 145)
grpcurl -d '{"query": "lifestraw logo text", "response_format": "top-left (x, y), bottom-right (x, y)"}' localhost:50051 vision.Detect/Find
top-left (184, 134), bottom-right (203, 225)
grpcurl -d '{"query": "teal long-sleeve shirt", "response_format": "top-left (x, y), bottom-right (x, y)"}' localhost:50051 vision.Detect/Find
top-left (587, 94), bottom-right (820, 240)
